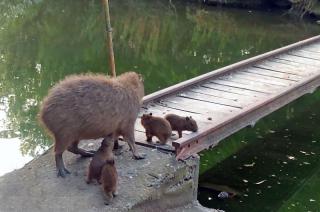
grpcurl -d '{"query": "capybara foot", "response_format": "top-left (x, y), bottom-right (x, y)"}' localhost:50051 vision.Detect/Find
top-left (104, 194), bottom-right (113, 205)
top-left (57, 167), bottom-right (71, 178)
top-left (133, 152), bottom-right (146, 160)
top-left (86, 178), bottom-right (92, 184)
top-left (55, 153), bottom-right (70, 178)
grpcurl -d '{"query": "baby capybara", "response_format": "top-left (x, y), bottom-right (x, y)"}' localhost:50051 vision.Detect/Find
top-left (140, 113), bottom-right (172, 145)
top-left (164, 114), bottom-right (198, 138)
top-left (86, 137), bottom-right (114, 184)
top-left (39, 72), bottom-right (145, 177)
top-left (101, 159), bottom-right (118, 205)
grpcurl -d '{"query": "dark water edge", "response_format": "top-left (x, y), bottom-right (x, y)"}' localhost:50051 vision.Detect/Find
top-left (198, 89), bottom-right (320, 211)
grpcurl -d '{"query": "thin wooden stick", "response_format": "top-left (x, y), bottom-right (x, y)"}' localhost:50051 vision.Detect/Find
top-left (102, 0), bottom-right (116, 77)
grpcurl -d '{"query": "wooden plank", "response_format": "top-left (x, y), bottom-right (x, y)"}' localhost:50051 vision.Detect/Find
top-left (201, 83), bottom-right (267, 97)
top-left (232, 71), bottom-right (293, 86)
top-left (161, 96), bottom-right (242, 113)
top-left (276, 54), bottom-right (320, 67)
top-left (219, 74), bottom-right (285, 89)
top-left (303, 44), bottom-right (320, 53)
top-left (254, 61), bottom-right (309, 76)
top-left (241, 68), bottom-right (302, 82)
top-left (208, 79), bottom-right (275, 94)
top-left (267, 58), bottom-right (320, 76)
top-left (292, 49), bottom-right (320, 60)
top-left (143, 36), bottom-right (320, 104)
top-left (190, 86), bottom-right (259, 101)
top-left (155, 100), bottom-right (208, 115)
top-left (288, 50), bottom-right (320, 61)
top-left (141, 103), bottom-right (202, 117)
top-left (157, 100), bottom-right (236, 117)
top-left (177, 91), bottom-right (244, 108)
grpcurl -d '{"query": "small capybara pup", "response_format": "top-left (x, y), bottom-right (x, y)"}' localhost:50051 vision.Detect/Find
top-left (140, 113), bottom-right (172, 145)
top-left (39, 72), bottom-right (145, 177)
top-left (86, 137), bottom-right (114, 184)
top-left (164, 114), bottom-right (198, 138)
top-left (101, 159), bottom-right (118, 205)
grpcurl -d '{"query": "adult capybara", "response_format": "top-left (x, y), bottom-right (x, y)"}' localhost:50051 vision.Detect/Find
top-left (101, 159), bottom-right (118, 205)
top-left (140, 113), bottom-right (172, 145)
top-left (164, 114), bottom-right (198, 138)
top-left (39, 72), bottom-right (145, 177)
top-left (86, 137), bottom-right (114, 184)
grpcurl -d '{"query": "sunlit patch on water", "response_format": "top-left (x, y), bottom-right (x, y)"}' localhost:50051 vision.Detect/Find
top-left (0, 138), bottom-right (33, 177)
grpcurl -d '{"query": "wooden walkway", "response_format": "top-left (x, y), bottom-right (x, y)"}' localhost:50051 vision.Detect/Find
top-left (132, 35), bottom-right (320, 159)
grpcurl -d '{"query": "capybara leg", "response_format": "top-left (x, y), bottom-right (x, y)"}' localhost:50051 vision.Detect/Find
top-left (104, 192), bottom-right (113, 205)
top-left (146, 135), bottom-right (152, 142)
top-left (178, 131), bottom-right (182, 138)
top-left (146, 130), bottom-right (152, 142)
top-left (68, 142), bottom-right (95, 157)
top-left (158, 135), bottom-right (168, 145)
top-left (113, 139), bottom-right (123, 150)
top-left (123, 131), bottom-right (146, 160)
top-left (86, 173), bottom-right (93, 184)
top-left (55, 153), bottom-right (70, 178)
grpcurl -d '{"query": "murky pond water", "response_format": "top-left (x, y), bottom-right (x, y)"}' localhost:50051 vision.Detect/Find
top-left (198, 90), bottom-right (320, 211)
top-left (0, 0), bottom-right (319, 210)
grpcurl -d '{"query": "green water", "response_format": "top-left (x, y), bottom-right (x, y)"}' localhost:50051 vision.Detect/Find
top-left (198, 91), bottom-right (320, 211)
top-left (0, 0), bottom-right (319, 210)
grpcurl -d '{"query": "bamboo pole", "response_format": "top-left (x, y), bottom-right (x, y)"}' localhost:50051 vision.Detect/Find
top-left (102, 0), bottom-right (116, 77)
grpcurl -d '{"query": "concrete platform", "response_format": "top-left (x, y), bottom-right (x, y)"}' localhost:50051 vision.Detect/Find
top-left (0, 139), bottom-right (216, 211)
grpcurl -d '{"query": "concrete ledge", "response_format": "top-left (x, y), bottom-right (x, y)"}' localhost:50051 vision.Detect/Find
top-left (0, 139), bottom-right (210, 211)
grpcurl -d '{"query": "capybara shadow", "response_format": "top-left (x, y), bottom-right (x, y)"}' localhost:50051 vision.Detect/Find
top-left (39, 72), bottom-right (145, 177)
top-left (165, 114), bottom-right (198, 138)
top-left (140, 113), bottom-right (172, 145)
top-left (101, 159), bottom-right (118, 205)
top-left (86, 137), bottom-right (114, 184)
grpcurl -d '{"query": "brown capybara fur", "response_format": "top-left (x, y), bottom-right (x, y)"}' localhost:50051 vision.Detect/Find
top-left (86, 138), bottom-right (114, 184)
top-left (101, 159), bottom-right (118, 205)
top-left (164, 114), bottom-right (198, 138)
top-left (140, 113), bottom-right (172, 145)
top-left (38, 72), bottom-right (145, 177)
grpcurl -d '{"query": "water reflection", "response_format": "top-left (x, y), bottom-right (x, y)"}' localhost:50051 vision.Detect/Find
top-left (0, 0), bottom-right (319, 177)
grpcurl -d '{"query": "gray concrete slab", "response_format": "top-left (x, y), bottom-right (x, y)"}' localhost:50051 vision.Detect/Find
top-left (0, 139), bottom-right (210, 212)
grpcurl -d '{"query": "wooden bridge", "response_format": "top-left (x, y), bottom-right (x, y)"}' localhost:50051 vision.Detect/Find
top-left (132, 35), bottom-right (320, 160)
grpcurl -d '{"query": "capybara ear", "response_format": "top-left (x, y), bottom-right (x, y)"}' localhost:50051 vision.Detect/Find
top-left (186, 116), bottom-right (190, 121)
